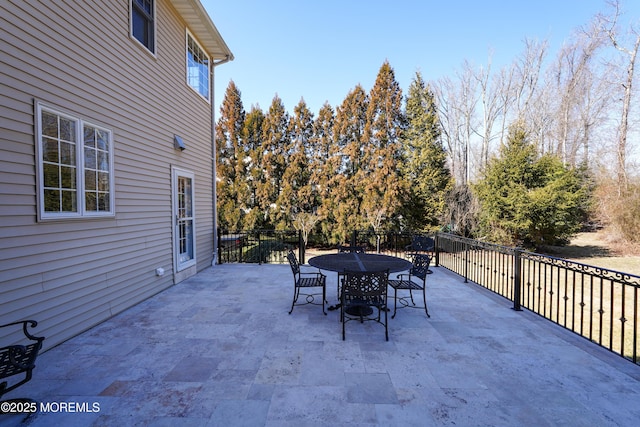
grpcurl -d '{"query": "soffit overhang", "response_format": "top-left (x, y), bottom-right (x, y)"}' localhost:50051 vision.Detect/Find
top-left (170, 0), bottom-right (234, 62)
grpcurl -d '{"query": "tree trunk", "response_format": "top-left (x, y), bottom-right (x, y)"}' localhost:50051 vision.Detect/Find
top-left (616, 34), bottom-right (639, 191)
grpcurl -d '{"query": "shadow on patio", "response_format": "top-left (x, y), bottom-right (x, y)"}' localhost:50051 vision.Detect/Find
top-left (4, 264), bottom-right (640, 426)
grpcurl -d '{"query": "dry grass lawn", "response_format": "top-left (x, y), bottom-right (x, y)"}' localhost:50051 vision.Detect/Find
top-left (543, 230), bottom-right (640, 277)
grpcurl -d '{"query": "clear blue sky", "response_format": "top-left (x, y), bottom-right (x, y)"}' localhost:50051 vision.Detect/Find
top-left (203, 0), bottom-right (638, 116)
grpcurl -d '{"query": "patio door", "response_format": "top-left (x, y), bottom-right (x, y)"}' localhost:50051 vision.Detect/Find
top-left (172, 167), bottom-right (196, 276)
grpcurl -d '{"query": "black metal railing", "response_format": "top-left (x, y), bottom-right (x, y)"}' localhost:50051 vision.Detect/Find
top-left (349, 230), bottom-right (416, 259)
top-left (435, 233), bottom-right (520, 305)
top-left (217, 229), bottom-right (304, 264)
top-left (217, 229), bottom-right (432, 264)
top-left (435, 232), bottom-right (640, 365)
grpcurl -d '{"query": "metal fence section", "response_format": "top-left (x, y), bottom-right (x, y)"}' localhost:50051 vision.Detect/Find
top-left (519, 251), bottom-right (640, 364)
top-left (434, 233), bottom-right (520, 306)
top-left (217, 229), bottom-right (426, 264)
top-left (350, 230), bottom-right (416, 259)
top-left (435, 232), bottom-right (640, 364)
top-left (217, 229), bottom-right (304, 264)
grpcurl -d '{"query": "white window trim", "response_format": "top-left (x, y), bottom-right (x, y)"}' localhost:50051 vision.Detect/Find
top-left (35, 102), bottom-right (116, 221)
top-left (185, 29), bottom-right (211, 103)
top-left (129, 0), bottom-right (157, 57)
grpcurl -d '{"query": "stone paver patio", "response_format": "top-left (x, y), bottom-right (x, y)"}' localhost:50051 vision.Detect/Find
top-left (3, 263), bottom-right (640, 426)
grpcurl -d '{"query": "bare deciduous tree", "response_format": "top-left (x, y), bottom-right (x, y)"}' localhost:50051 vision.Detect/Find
top-left (292, 211), bottom-right (321, 247)
top-left (600, 0), bottom-right (640, 191)
top-left (366, 207), bottom-right (386, 252)
top-left (511, 39), bottom-right (548, 121)
top-left (492, 40), bottom-right (547, 159)
top-left (434, 64), bottom-right (478, 184)
top-left (474, 54), bottom-right (503, 170)
top-left (551, 21), bottom-right (606, 166)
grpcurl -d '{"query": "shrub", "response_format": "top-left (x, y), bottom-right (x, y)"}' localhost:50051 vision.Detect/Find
top-left (474, 125), bottom-right (591, 248)
top-left (442, 184), bottom-right (479, 237)
top-left (596, 178), bottom-right (640, 248)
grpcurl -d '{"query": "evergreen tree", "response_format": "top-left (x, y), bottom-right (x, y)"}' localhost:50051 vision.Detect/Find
top-left (331, 85), bottom-right (369, 242)
top-left (215, 81), bottom-right (245, 230)
top-left (278, 99), bottom-right (314, 228)
top-left (402, 72), bottom-right (453, 231)
top-left (259, 95), bottom-right (290, 229)
top-left (361, 61), bottom-right (407, 232)
top-left (242, 105), bottom-right (265, 229)
top-left (214, 64), bottom-right (455, 239)
top-left (474, 124), bottom-right (590, 247)
top-left (312, 103), bottom-right (337, 243)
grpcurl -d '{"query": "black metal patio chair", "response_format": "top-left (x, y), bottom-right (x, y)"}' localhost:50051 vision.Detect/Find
top-left (341, 269), bottom-right (390, 341)
top-left (287, 250), bottom-right (327, 315)
top-left (405, 235), bottom-right (434, 273)
top-left (387, 254), bottom-right (431, 319)
top-left (1, 320), bottom-right (45, 414)
top-left (334, 245), bottom-right (366, 301)
top-left (405, 235), bottom-right (434, 255)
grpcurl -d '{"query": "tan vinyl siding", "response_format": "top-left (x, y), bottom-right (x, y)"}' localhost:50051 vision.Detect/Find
top-left (0, 0), bottom-right (225, 349)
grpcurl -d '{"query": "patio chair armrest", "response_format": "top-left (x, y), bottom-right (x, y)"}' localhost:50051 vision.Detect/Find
top-left (0, 320), bottom-right (30, 330)
top-left (0, 320), bottom-right (44, 343)
top-left (300, 270), bottom-right (326, 280)
top-left (396, 273), bottom-right (412, 280)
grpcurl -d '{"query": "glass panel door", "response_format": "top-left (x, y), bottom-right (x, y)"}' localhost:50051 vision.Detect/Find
top-left (172, 168), bottom-right (196, 271)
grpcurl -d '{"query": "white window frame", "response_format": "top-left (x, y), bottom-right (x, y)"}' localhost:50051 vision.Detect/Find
top-left (185, 30), bottom-right (210, 102)
top-left (130, 0), bottom-right (156, 55)
top-left (35, 102), bottom-right (115, 220)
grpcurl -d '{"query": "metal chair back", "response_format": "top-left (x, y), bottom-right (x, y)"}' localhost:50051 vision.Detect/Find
top-left (287, 250), bottom-right (301, 277)
top-left (337, 245), bottom-right (366, 254)
top-left (409, 254), bottom-right (431, 282)
top-left (341, 269), bottom-right (389, 341)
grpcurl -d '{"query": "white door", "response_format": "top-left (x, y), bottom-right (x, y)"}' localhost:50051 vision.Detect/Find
top-left (172, 167), bottom-right (196, 272)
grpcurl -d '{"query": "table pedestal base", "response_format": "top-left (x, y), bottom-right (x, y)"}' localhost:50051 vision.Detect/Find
top-left (345, 306), bottom-right (374, 316)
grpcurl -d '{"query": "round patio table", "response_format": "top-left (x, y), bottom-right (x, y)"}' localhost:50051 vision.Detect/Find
top-left (308, 252), bottom-right (411, 274)
top-left (308, 253), bottom-right (411, 314)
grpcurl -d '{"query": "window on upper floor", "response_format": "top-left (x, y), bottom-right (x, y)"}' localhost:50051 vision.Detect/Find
top-left (186, 31), bottom-right (210, 101)
top-left (131, 0), bottom-right (155, 54)
top-left (36, 103), bottom-right (115, 220)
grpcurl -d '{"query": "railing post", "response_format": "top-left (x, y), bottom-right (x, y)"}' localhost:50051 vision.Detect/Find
top-left (434, 232), bottom-right (440, 267)
top-left (299, 230), bottom-right (305, 264)
top-left (351, 230), bottom-right (357, 247)
top-left (513, 248), bottom-right (522, 311)
top-left (257, 231), bottom-right (262, 265)
top-left (463, 239), bottom-right (469, 283)
top-left (217, 227), bottom-right (223, 264)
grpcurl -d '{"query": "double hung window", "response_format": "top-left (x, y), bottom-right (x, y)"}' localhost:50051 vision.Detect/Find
top-left (131, 0), bottom-right (155, 53)
top-left (186, 32), bottom-right (210, 101)
top-left (37, 103), bottom-right (114, 219)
